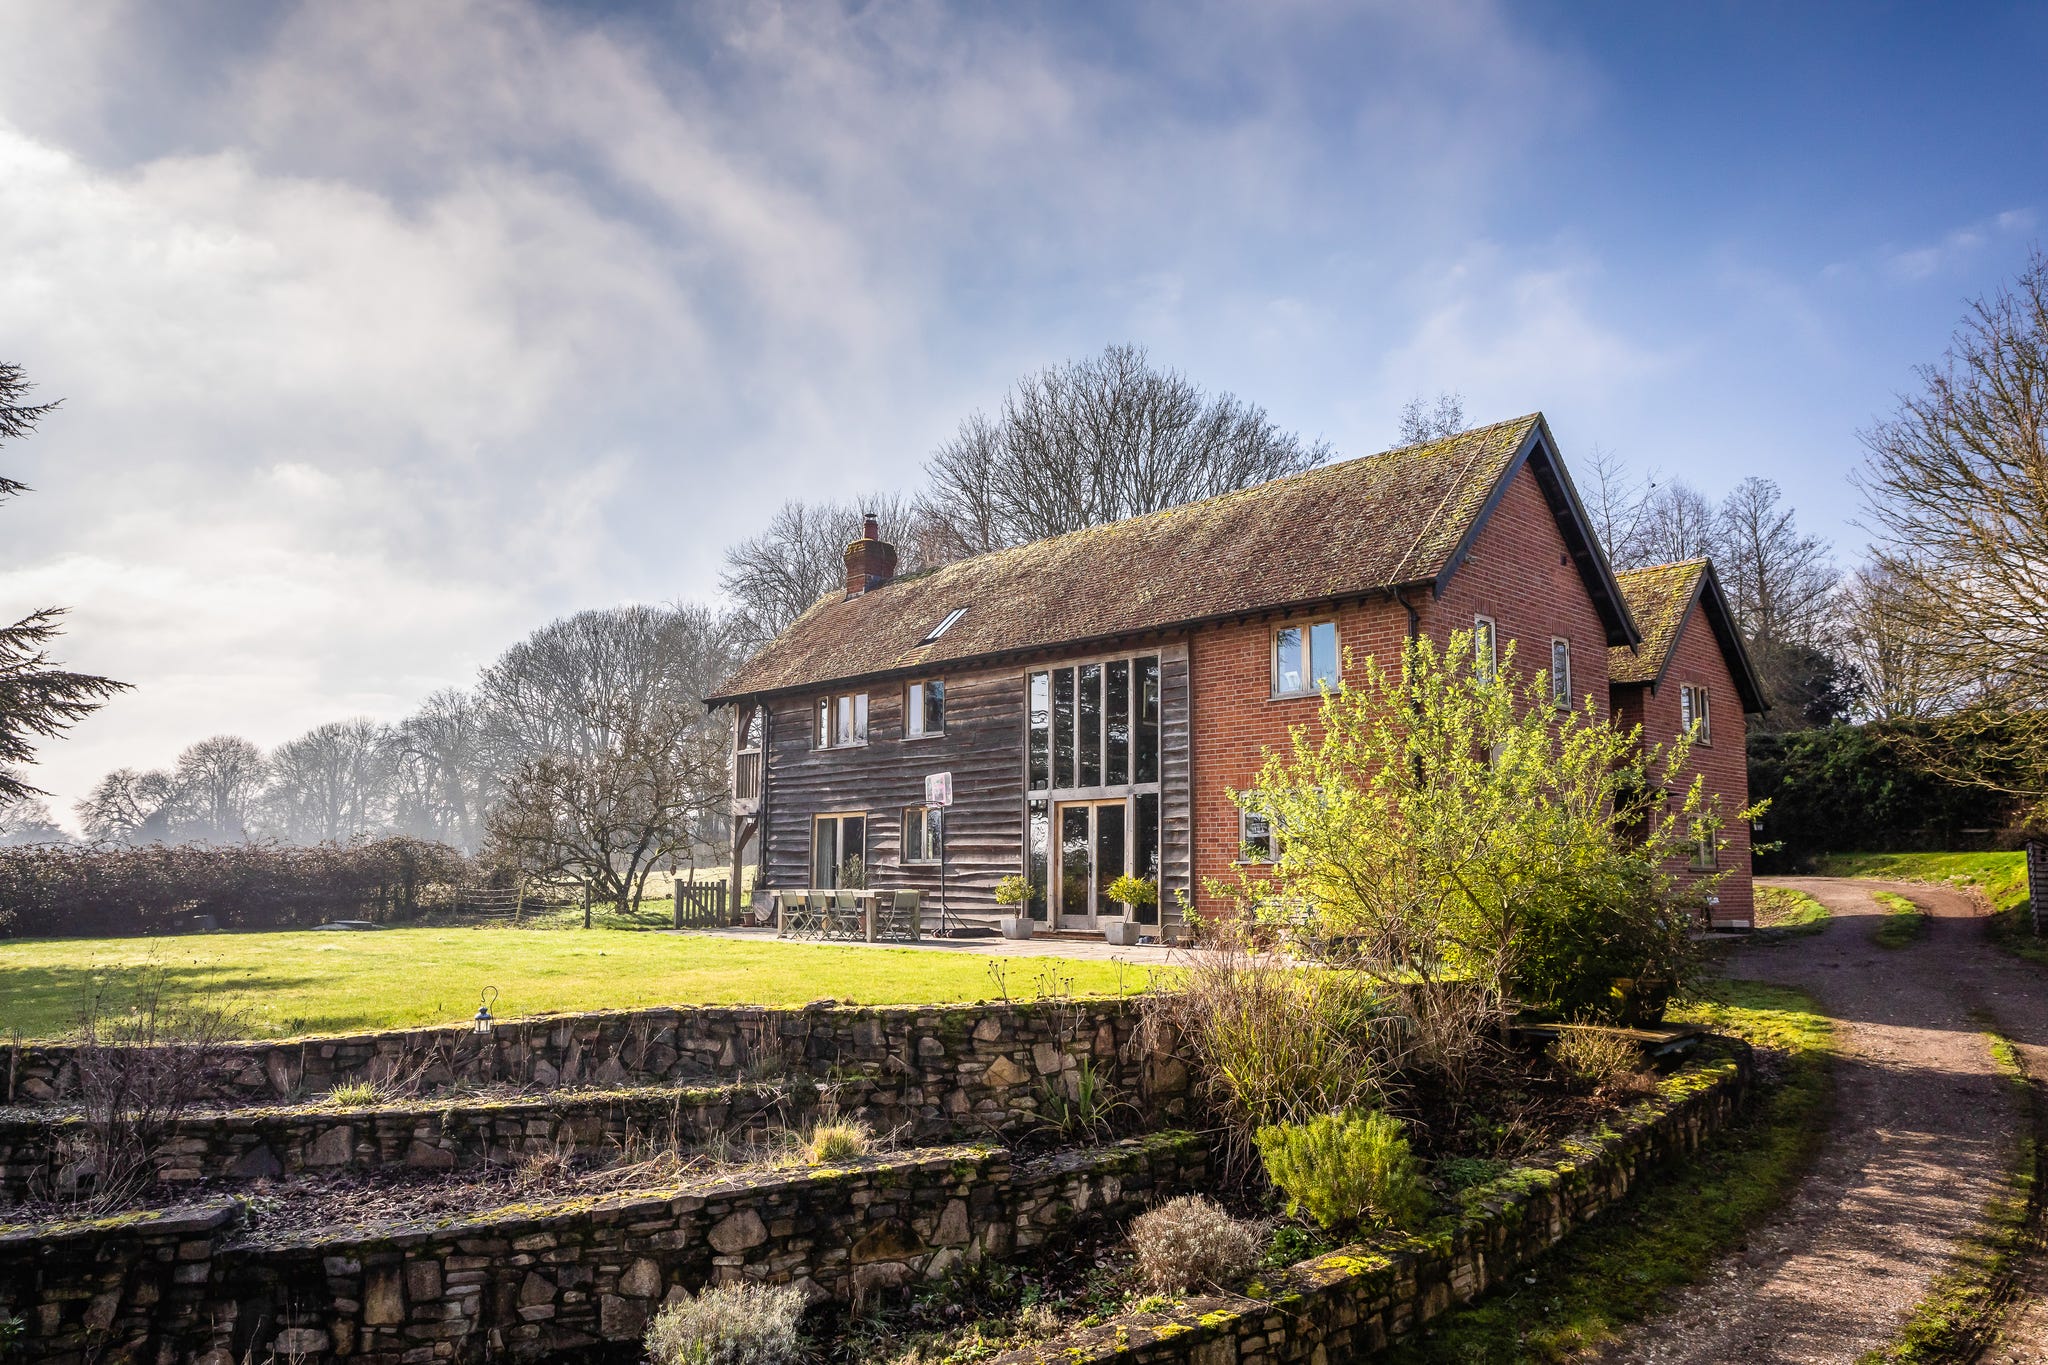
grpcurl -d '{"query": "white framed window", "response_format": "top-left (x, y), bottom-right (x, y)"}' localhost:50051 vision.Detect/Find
top-left (1551, 638), bottom-right (1572, 708)
top-left (901, 805), bottom-right (942, 864)
top-left (1273, 620), bottom-right (1339, 697)
top-left (1680, 684), bottom-right (1712, 745)
top-left (905, 679), bottom-right (946, 738)
top-left (1238, 808), bottom-right (1276, 863)
top-left (1689, 817), bottom-right (1717, 872)
top-left (1473, 616), bottom-right (1498, 683)
top-left (814, 692), bottom-right (869, 749)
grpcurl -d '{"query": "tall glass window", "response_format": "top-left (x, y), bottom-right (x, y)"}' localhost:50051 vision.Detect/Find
top-left (1078, 663), bottom-right (1102, 787)
top-left (1137, 656), bottom-right (1160, 784)
top-left (1027, 799), bottom-right (1049, 920)
top-left (1105, 660), bottom-right (1130, 786)
top-left (1028, 671), bottom-right (1051, 791)
top-left (1134, 792), bottom-right (1160, 924)
top-left (1053, 667), bottom-right (1076, 789)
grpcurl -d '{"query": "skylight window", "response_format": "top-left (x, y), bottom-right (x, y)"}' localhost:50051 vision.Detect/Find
top-left (920, 607), bottom-right (968, 645)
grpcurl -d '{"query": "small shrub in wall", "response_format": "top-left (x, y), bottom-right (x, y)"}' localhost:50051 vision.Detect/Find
top-left (1130, 1195), bottom-right (1262, 1294)
top-left (803, 1118), bottom-right (874, 1164)
top-left (1551, 1028), bottom-right (1656, 1099)
top-left (1255, 1109), bottom-right (1430, 1231)
top-left (644, 1283), bottom-right (806, 1365)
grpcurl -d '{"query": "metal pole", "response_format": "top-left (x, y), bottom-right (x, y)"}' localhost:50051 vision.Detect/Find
top-left (937, 808), bottom-right (950, 937)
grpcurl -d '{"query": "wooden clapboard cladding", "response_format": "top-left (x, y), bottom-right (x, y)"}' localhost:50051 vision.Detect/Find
top-left (760, 667), bottom-right (1027, 914)
top-left (756, 645), bottom-right (1196, 919)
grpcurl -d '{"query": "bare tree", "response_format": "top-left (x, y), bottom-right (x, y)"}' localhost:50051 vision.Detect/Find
top-left (1713, 477), bottom-right (1844, 728)
top-left (391, 688), bottom-right (493, 850)
top-left (718, 493), bottom-right (932, 649)
top-left (77, 767), bottom-right (181, 844)
top-left (0, 364), bottom-right (126, 802)
top-left (1629, 481), bottom-right (1720, 568)
top-left (0, 795), bottom-right (67, 846)
top-left (1858, 249), bottom-right (2048, 802)
top-left (919, 344), bottom-right (1330, 559)
top-left (263, 718), bottom-right (394, 843)
top-left (1580, 445), bottom-right (1662, 570)
top-left (1838, 563), bottom-right (1972, 721)
top-left (480, 604), bottom-right (741, 914)
top-left (1395, 391), bottom-right (1469, 446)
top-left (172, 735), bottom-right (266, 840)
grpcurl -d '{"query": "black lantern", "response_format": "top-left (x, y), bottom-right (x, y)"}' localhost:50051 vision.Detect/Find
top-left (473, 985), bottom-right (499, 1036)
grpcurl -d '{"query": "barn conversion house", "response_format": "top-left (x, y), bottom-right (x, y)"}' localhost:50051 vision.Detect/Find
top-left (709, 414), bottom-right (1764, 935)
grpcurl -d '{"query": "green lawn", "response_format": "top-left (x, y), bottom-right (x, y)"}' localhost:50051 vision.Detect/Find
top-left (0, 928), bottom-right (1157, 1041)
top-left (1754, 884), bottom-right (1830, 938)
top-left (1872, 890), bottom-right (1931, 949)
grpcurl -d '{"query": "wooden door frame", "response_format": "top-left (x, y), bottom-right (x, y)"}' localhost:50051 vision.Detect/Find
top-left (1051, 797), bottom-right (1131, 930)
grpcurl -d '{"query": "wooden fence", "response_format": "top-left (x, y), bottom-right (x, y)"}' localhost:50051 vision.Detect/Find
top-left (2028, 840), bottom-right (2046, 936)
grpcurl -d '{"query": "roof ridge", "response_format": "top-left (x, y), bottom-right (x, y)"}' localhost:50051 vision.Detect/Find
top-left (1388, 416), bottom-right (1536, 584)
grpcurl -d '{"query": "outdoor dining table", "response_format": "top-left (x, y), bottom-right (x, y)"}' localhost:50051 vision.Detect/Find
top-left (774, 889), bottom-right (909, 942)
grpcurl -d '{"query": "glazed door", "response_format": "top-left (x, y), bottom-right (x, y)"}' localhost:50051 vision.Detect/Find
top-left (1051, 800), bottom-right (1127, 928)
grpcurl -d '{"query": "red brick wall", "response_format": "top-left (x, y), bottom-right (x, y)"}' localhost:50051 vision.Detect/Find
top-left (1186, 464), bottom-right (1617, 912)
top-left (1613, 606), bottom-right (1755, 928)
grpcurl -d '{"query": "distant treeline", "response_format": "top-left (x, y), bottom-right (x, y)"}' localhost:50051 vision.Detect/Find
top-left (0, 837), bottom-right (475, 939)
top-left (1749, 721), bottom-right (2032, 871)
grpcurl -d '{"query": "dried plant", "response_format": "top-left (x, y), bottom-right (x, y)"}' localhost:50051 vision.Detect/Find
top-left (1129, 1195), bottom-right (1262, 1294)
top-left (1552, 1028), bottom-right (1656, 1099)
top-left (644, 1282), bottom-right (806, 1365)
top-left (65, 963), bottom-right (248, 1207)
top-left (802, 1119), bottom-right (873, 1164)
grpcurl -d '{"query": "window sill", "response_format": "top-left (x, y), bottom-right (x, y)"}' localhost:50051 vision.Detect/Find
top-left (1268, 689), bottom-right (1331, 703)
top-left (902, 733), bottom-right (946, 742)
top-left (814, 741), bottom-right (871, 752)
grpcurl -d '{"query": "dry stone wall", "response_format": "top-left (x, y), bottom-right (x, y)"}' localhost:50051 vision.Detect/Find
top-left (0, 999), bottom-right (1168, 1107)
top-left (0, 1132), bottom-right (1207, 1365)
top-left (0, 998), bottom-right (1189, 1202)
top-left (991, 1050), bottom-right (1752, 1363)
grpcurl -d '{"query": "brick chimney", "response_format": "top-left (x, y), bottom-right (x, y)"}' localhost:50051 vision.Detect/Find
top-left (844, 512), bottom-right (898, 597)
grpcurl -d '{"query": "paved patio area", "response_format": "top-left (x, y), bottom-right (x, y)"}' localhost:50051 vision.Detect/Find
top-left (687, 924), bottom-right (1186, 968)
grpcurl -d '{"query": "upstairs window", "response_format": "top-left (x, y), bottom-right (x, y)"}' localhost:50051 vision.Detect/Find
top-left (1273, 620), bottom-right (1339, 697)
top-left (1473, 616), bottom-right (1498, 684)
top-left (814, 692), bottom-right (869, 749)
top-left (1551, 638), bottom-right (1572, 708)
top-left (1680, 684), bottom-right (1712, 745)
top-left (905, 679), bottom-right (946, 738)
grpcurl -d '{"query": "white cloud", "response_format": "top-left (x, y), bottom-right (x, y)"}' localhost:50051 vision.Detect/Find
top-left (0, 0), bottom-right (1587, 826)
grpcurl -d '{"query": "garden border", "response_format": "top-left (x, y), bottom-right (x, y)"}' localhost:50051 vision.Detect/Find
top-left (992, 1046), bottom-right (1753, 1363)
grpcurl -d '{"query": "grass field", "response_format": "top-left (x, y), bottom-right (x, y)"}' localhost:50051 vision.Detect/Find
top-left (1754, 884), bottom-right (1830, 938)
top-left (1383, 980), bottom-right (1835, 1363)
top-left (1872, 890), bottom-right (1931, 949)
top-left (0, 928), bottom-right (1157, 1041)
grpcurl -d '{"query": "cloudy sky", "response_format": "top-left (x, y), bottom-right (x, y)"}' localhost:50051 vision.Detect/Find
top-left (3, 0), bottom-right (2044, 825)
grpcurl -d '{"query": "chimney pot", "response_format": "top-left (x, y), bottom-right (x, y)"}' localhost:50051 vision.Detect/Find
top-left (862, 512), bottom-right (880, 540)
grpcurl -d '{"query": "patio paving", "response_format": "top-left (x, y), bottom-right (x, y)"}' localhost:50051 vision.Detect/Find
top-left (686, 924), bottom-right (1185, 968)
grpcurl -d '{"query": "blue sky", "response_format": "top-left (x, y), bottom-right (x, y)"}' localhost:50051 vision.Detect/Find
top-left (0, 0), bottom-right (2042, 821)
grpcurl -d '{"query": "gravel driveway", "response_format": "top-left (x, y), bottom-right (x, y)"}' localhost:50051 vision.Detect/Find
top-left (1596, 876), bottom-right (2047, 1365)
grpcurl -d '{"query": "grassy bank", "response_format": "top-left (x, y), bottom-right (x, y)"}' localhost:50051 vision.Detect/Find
top-left (1754, 884), bottom-right (1831, 938)
top-left (1816, 851), bottom-right (2045, 969)
top-left (0, 929), bottom-right (1154, 1041)
top-left (1873, 890), bottom-right (1931, 949)
top-left (1381, 980), bottom-right (1835, 1363)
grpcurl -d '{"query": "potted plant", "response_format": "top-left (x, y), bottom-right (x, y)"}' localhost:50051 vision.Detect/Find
top-left (1102, 874), bottom-right (1157, 946)
top-left (994, 874), bottom-right (1037, 939)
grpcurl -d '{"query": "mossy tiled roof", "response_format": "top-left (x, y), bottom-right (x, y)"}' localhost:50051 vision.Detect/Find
top-left (1608, 560), bottom-right (1709, 685)
top-left (712, 413), bottom-right (1619, 702)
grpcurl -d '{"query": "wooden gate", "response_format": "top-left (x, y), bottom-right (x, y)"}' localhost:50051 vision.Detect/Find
top-left (673, 881), bottom-right (730, 929)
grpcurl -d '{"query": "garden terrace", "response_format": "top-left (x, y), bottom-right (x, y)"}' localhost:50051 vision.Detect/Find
top-left (988, 1047), bottom-right (1752, 1364)
top-left (0, 1132), bottom-right (1209, 1365)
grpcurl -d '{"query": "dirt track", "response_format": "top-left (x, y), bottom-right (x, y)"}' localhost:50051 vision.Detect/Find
top-left (1596, 877), bottom-right (2047, 1365)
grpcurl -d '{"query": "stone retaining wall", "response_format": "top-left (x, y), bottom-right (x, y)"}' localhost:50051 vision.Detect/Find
top-left (991, 1049), bottom-right (1752, 1364)
top-left (1, 1043), bottom-right (1177, 1204)
top-left (0, 999), bottom-right (1170, 1107)
top-left (0, 999), bottom-right (1189, 1202)
top-left (0, 1131), bottom-right (1208, 1365)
